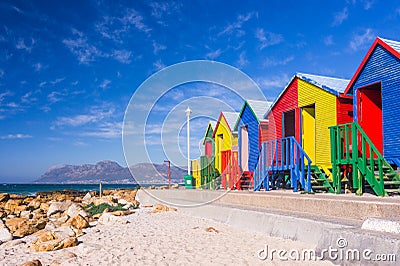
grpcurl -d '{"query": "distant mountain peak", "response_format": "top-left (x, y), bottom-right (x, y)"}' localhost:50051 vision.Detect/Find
top-left (36, 160), bottom-right (185, 184)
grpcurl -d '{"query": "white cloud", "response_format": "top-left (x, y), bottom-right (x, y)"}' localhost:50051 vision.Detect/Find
top-left (153, 59), bottom-right (166, 71)
top-left (218, 12), bottom-right (255, 36)
top-left (33, 63), bottom-right (45, 72)
top-left (0, 91), bottom-right (12, 103)
top-left (150, 2), bottom-right (181, 19)
top-left (99, 79), bottom-right (111, 89)
top-left (324, 35), bottom-right (334, 46)
top-left (81, 121), bottom-right (122, 139)
top-left (263, 56), bottom-right (294, 67)
top-left (16, 38), bottom-right (35, 53)
top-left (0, 69), bottom-right (4, 78)
top-left (96, 8), bottom-right (151, 44)
top-left (112, 49), bottom-right (131, 64)
top-left (255, 28), bottom-right (283, 50)
top-left (236, 51), bottom-right (249, 68)
top-left (21, 91), bottom-right (38, 104)
top-left (349, 28), bottom-right (375, 51)
top-left (47, 91), bottom-right (65, 104)
top-left (152, 41), bottom-right (166, 55)
top-left (332, 7), bottom-right (348, 26)
top-left (63, 29), bottom-right (104, 64)
top-left (206, 49), bottom-right (221, 60)
top-left (256, 73), bottom-right (290, 89)
top-left (0, 134), bottom-right (32, 140)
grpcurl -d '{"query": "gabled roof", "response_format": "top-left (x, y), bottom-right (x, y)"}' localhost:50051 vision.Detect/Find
top-left (264, 73), bottom-right (350, 119)
top-left (344, 37), bottom-right (400, 95)
top-left (202, 121), bottom-right (216, 145)
top-left (212, 112), bottom-right (239, 138)
top-left (234, 100), bottom-right (272, 131)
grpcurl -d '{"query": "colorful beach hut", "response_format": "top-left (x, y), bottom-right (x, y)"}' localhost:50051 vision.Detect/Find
top-left (329, 37), bottom-right (400, 196)
top-left (212, 112), bottom-right (239, 189)
top-left (234, 100), bottom-right (271, 189)
top-left (258, 73), bottom-right (352, 192)
top-left (200, 121), bottom-right (217, 189)
top-left (343, 37), bottom-right (400, 166)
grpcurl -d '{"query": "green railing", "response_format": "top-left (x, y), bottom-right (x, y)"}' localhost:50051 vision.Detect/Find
top-left (329, 122), bottom-right (400, 196)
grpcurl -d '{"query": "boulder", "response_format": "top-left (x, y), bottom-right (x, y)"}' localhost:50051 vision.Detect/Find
top-left (68, 214), bottom-right (89, 230)
top-left (47, 201), bottom-right (73, 217)
top-left (20, 210), bottom-right (33, 220)
top-left (30, 236), bottom-right (78, 252)
top-left (151, 204), bottom-right (177, 213)
top-left (98, 212), bottom-right (128, 225)
top-left (4, 199), bottom-right (23, 214)
top-left (93, 196), bottom-right (117, 207)
top-left (0, 193), bottom-right (10, 202)
top-left (66, 203), bottom-right (89, 218)
top-left (39, 203), bottom-right (50, 213)
top-left (82, 192), bottom-right (92, 204)
top-left (19, 259), bottom-right (42, 266)
top-left (5, 217), bottom-right (47, 237)
top-left (110, 210), bottom-right (134, 216)
top-left (171, 184), bottom-right (179, 189)
top-left (28, 199), bottom-right (42, 210)
top-left (0, 219), bottom-right (12, 243)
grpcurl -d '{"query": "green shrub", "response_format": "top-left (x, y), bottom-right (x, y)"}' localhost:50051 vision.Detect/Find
top-left (86, 202), bottom-right (126, 216)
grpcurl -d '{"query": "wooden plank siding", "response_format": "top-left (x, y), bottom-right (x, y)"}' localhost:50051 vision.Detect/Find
top-left (265, 79), bottom-right (299, 142)
top-left (344, 38), bottom-right (400, 163)
top-left (297, 79), bottom-right (337, 166)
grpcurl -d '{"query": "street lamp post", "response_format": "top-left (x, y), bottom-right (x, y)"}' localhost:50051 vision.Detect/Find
top-left (183, 107), bottom-right (194, 189)
top-left (164, 160), bottom-right (171, 189)
top-left (185, 106), bottom-right (192, 175)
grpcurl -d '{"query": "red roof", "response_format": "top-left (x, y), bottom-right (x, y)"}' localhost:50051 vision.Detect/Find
top-left (344, 37), bottom-right (400, 95)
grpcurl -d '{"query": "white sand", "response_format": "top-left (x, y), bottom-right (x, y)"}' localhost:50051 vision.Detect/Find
top-left (0, 208), bottom-right (333, 265)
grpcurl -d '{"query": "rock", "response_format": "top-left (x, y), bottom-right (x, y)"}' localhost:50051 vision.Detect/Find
top-left (30, 236), bottom-right (78, 252)
top-left (117, 198), bottom-right (129, 205)
top-left (0, 219), bottom-right (12, 243)
top-left (69, 214), bottom-right (89, 230)
top-left (28, 199), bottom-right (42, 210)
top-left (19, 259), bottom-right (42, 266)
top-left (4, 199), bottom-right (23, 214)
top-left (82, 192), bottom-right (92, 204)
top-left (93, 196), bottom-right (117, 207)
top-left (20, 210), bottom-right (33, 220)
top-left (92, 213), bottom-right (102, 219)
top-left (66, 203), bottom-right (89, 218)
top-left (5, 217), bottom-right (47, 237)
top-left (39, 203), bottom-right (50, 213)
top-left (47, 201), bottom-right (73, 217)
top-left (205, 227), bottom-right (219, 233)
top-left (0, 193), bottom-right (10, 202)
top-left (171, 184), bottom-right (179, 189)
top-left (151, 204), bottom-right (177, 213)
top-left (110, 210), bottom-right (134, 216)
top-left (98, 213), bottom-right (128, 225)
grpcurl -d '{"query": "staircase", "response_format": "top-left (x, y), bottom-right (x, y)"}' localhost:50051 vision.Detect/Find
top-left (310, 165), bottom-right (335, 193)
top-left (235, 171), bottom-right (253, 190)
top-left (330, 122), bottom-right (400, 196)
top-left (253, 136), bottom-right (312, 193)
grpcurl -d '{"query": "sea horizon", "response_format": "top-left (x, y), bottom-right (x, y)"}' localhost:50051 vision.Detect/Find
top-left (0, 183), bottom-right (182, 196)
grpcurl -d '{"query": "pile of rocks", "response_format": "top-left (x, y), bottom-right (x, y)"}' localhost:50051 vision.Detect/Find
top-left (0, 189), bottom-right (139, 253)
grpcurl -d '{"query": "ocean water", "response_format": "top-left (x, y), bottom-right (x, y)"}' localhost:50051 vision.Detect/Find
top-left (0, 183), bottom-right (141, 196)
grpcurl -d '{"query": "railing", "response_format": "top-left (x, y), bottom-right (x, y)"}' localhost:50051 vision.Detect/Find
top-left (329, 122), bottom-right (399, 196)
top-left (254, 136), bottom-right (312, 192)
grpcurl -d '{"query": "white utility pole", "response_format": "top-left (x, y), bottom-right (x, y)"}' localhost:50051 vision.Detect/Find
top-left (185, 106), bottom-right (192, 175)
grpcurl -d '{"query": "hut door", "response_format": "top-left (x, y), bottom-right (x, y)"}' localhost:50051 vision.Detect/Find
top-left (282, 110), bottom-right (295, 137)
top-left (301, 105), bottom-right (316, 163)
top-left (357, 83), bottom-right (383, 153)
top-left (240, 126), bottom-right (249, 172)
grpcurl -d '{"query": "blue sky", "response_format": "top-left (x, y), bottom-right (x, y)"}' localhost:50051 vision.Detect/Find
top-left (1, 0), bottom-right (400, 182)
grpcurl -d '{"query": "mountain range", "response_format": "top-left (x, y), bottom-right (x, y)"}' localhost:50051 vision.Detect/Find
top-left (35, 160), bottom-right (186, 184)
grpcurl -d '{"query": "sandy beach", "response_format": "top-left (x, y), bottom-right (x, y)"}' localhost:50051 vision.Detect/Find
top-left (0, 206), bottom-right (333, 266)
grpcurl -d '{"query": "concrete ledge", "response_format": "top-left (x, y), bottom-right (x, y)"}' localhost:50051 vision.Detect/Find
top-left (139, 189), bottom-right (400, 220)
top-left (137, 189), bottom-right (400, 265)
